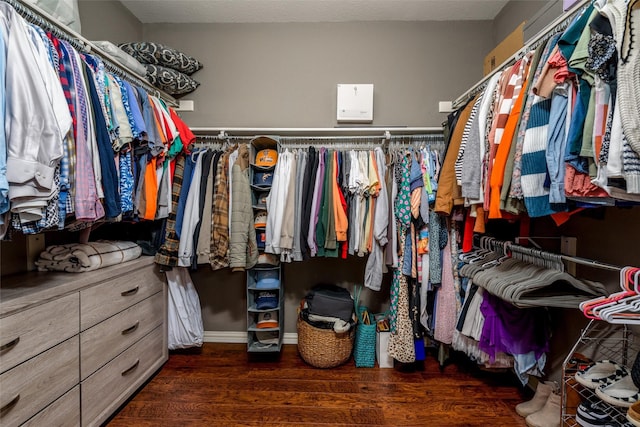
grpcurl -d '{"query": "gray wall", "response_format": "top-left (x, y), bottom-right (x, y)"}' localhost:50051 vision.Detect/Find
top-left (140, 19), bottom-right (493, 333)
top-left (143, 21), bottom-right (493, 128)
top-left (193, 257), bottom-right (391, 335)
top-left (78, 0), bottom-right (142, 42)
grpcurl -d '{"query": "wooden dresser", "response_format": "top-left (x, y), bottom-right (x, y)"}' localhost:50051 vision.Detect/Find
top-left (0, 256), bottom-right (168, 427)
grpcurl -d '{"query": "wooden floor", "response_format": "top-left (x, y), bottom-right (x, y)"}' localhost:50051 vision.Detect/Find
top-left (106, 343), bottom-right (529, 427)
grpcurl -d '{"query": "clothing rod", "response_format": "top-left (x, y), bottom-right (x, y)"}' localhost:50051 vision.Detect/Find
top-left (509, 242), bottom-right (623, 272)
top-left (558, 255), bottom-right (622, 272)
top-left (196, 135), bottom-right (252, 140)
top-left (194, 133), bottom-right (444, 151)
top-left (191, 126), bottom-right (443, 137)
top-left (2, 0), bottom-right (179, 108)
top-left (196, 134), bottom-right (391, 141)
top-left (452, 0), bottom-right (591, 108)
top-left (476, 236), bottom-right (623, 272)
top-left (279, 134), bottom-right (444, 141)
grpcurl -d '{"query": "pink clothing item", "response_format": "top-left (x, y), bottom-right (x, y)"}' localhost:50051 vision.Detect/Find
top-left (564, 166), bottom-right (609, 198)
top-left (533, 46), bottom-right (574, 98)
top-left (550, 49), bottom-right (573, 85)
top-left (434, 238), bottom-right (457, 345)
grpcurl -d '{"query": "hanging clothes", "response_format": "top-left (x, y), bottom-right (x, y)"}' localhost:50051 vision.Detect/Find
top-left (1, 1), bottom-right (197, 238)
top-left (388, 150), bottom-right (416, 364)
top-left (364, 147), bottom-right (389, 291)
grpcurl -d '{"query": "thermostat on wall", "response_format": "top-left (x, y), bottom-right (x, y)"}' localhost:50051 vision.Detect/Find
top-left (337, 84), bottom-right (374, 123)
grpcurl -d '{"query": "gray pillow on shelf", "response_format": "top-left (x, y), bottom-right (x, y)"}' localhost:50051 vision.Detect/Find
top-left (119, 42), bottom-right (203, 75)
top-left (91, 41), bottom-right (147, 77)
top-left (144, 64), bottom-right (200, 96)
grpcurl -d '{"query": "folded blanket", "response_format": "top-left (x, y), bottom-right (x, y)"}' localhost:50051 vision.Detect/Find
top-left (35, 240), bottom-right (142, 273)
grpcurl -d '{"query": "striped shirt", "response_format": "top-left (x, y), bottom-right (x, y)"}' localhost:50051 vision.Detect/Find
top-left (69, 47), bottom-right (104, 221)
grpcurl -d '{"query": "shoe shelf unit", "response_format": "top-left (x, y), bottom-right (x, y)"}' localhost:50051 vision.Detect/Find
top-left (561, 319), bottom-right (639, 426)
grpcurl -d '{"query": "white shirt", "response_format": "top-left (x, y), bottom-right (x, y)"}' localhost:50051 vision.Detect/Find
top-left (3, 4), bottom-right (71, 220)
top-left (178, 151), bottom-right (205, 267)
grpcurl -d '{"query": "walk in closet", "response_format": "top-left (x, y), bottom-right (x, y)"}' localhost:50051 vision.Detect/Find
top-left (2, 0), bottom-right (640, 426)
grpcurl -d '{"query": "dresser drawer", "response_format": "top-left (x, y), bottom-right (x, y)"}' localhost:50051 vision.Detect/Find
top-left (80, 266), bottom-right (164, 330)
top-left (22, 385), bottom-right (79, 427)
top-left (81, 326), bottom-right (164, 426)
top-left (0, 293), bottom-right (79, 374)
top-left (0, 336), bottom-right (79, 427)
top-left (81, 292), bottom-right (164, 379)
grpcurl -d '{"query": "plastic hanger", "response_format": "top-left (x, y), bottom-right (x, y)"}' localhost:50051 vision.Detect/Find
top-left (459, 236), bottom-right (491, 262)
top-left (581, 290), bottom-right (634, 319)
top-left (631, 268), bottom-right (640, 293)
top-left (591, 292), bottom-right (640, 319)
top-left (580, 267), bottom-right (639, 320)
top-left (598, 295), bottom-right (640, 320)
top-left (600, 292), bottom-right (640, 323)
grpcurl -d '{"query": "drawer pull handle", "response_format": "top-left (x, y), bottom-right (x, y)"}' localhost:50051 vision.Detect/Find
top-left (121, 286), bottom-right (139, 297)
top-left (121, 321), bottom-right (140, 335)
top-left (121, 359), bottom-right (140, 376)
top-left (0, 394), bottom-right (20, 417)
top-left (0, 337), bottom-right (19, 353)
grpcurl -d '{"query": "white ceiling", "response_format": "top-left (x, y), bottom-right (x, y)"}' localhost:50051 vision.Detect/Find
top-left (120, 0), bottom-right (510, 24)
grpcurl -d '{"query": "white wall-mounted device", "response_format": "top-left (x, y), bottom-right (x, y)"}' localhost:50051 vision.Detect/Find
top-left (337, 84), bottom-right (374, 123)
top-left (176, 99), bottom-right (195, 112)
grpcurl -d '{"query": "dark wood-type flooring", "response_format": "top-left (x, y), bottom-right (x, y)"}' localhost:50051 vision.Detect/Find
top-left (106, 343), bottom-right (530, 427)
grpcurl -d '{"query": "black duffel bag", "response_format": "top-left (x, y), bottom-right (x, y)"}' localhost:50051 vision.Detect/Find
top-left (305, 284), bottom-right (354, 322)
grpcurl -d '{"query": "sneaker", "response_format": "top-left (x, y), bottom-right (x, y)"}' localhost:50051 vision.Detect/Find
top-left (596, 374), bottom-right (640, 408)
top-left (576, 400), bottom-right (619, 427)
top-left (576, 360), bottom-right (629, 389)
top-left (632, 351), bottom-right (640, 389)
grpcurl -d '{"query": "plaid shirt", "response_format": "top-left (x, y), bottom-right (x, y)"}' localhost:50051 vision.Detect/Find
top-left (155, 154), bottom-right (185, 268)
top-left (49, 35), bottom-right (76, 224)
top-left (60, 41), bottom-right (79, 205)
top-left (209, 149), bottom-right (232, 270)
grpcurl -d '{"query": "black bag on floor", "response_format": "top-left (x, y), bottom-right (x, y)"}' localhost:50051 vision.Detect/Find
top-left (305, 284), bottom-right (354, 322)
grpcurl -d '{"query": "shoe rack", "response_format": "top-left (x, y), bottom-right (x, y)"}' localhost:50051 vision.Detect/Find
top-left (561, 319), bottom-right (639, 426)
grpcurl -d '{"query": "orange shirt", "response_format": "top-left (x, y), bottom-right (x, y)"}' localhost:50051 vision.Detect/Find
top-left (143, 157), bottom-right (159, 220)
top-left (332, 151), bottom-right (348, 242)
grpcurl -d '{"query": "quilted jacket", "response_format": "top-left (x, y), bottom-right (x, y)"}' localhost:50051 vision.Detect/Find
top-left (229, 144), bottom-right (258, 271)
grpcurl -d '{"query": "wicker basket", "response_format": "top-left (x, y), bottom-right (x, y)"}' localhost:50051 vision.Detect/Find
top-left (297, 316), bottom-right (354, 368)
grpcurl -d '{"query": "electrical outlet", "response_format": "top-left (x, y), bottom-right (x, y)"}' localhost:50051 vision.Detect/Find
top-left (176, 100), bottom-right (195, 112)
top-left (439, 101), bottom-right (453, 113)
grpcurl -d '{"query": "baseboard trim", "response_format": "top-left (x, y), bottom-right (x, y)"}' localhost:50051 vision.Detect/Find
top-left (204, 331), bottom-right (298, 345)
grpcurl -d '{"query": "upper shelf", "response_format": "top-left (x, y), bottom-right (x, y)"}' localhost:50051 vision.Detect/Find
top-left (452, 0), bottom-right (591, 109)
top-left (3, 0), bottom-right (178, 107)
